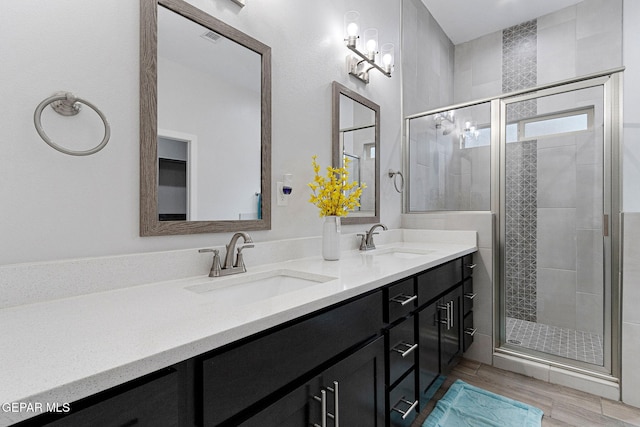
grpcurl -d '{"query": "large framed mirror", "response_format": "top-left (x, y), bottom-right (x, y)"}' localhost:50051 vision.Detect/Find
top-left (140, 0), bottom-right (271, 236)
top-left (332, 82), bottom-right (380, 225)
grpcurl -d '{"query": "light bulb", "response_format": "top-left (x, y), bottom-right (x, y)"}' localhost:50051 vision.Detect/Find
top-left (366, 38), bottom-right (377, 53)
top-left (363, 28), bottom-right (378, 60)
top-left (347, 22), bottom-right (358, 37)
top-left (344, 11), bottom-right (360, 47)
top-left (383, 53), bottom-right (392, 66)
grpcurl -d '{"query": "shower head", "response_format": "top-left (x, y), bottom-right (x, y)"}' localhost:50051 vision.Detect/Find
top-left (442, 125), bottom-right (454, 136)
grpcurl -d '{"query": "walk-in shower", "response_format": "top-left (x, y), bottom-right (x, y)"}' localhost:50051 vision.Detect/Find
top-left (405, 70), bottom-right (621, 379)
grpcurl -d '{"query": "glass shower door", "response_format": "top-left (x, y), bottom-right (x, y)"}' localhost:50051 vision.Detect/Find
top-left (500, 82), bottom-right (611, 372)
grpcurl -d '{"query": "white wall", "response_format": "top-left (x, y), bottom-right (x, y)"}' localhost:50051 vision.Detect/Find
top-left (158, 57), bottom-right (261, 220)
top-left (621, 0), bottom-right (640, 408)
top-left (0, 0), bottom-right (402, 266)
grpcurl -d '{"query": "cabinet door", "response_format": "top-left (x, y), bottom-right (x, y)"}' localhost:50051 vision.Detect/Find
top-left (240, 337), bottom-right (385, 427)
top-left (417, 301), bottom-right (439, 399)
top-left (201, 292), bottom-right (382, 425)
top-left (320, 337), bottom-right (386, 427)
top-left (440, 286), bottom-right (462, 374)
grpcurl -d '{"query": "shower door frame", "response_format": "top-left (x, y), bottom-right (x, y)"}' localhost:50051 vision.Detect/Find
top-left (492, 71), bottom-right (623, 380)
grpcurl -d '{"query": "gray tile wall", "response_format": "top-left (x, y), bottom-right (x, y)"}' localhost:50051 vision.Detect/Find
top-left (402, 0), bottom-right (455, 115)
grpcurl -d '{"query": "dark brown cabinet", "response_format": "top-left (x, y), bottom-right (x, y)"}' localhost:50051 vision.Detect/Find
top-left (15, 252), bottom-right (476, 427)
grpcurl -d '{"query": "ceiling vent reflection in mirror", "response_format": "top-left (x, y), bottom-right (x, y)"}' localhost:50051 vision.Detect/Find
top-left (200, 31), bottom-right (222, 43)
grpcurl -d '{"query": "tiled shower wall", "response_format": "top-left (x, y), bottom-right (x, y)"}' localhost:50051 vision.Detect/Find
top-left (451, 0), bottom-right (621, 327)
top-left (503, 21), bottom-right (538, 322)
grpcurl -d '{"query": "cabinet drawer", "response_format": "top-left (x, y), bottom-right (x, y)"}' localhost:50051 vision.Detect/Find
top-left (388, 316), bottom-right (417, 385)
top-left (463, 253), bottom-right (475, 279)
top-left (44, 368), bottom-right (179, 427)
top-left (201, 291), bottom-right (383, 426)
top-left (417, 258), bottom-right (462, 307)
top-left (462, 278), bottom-right (474, 316)
top-left (386, 278), bottom-right (416, 323)
top-left (389, 371), bottom-right (418, 427)
top-left (463, 311), bottom-right (476, 352)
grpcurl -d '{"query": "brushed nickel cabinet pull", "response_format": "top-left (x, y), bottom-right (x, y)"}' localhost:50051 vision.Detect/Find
top-left (391, 397), bottom-right (419, 419)
top-left (391, 342), bottom-right (418, 358)
top-left (312, 390), bottom-right (327, 427)
top-left (326, 381), bottom-right (339, 427)
top-left (465, 327), bottom-right (477, 337)
top-left (390, 294), bottom-right (417, 306)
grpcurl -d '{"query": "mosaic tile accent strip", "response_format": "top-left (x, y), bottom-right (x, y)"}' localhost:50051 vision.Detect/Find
top-left (505, 139), bottom-right (537, 321)
top-left (502, 20), bottom-right (538, 322)
top-left (502, 20), bottom-right (537, 94)
top-left (506, 317), bottom-right (604, 366)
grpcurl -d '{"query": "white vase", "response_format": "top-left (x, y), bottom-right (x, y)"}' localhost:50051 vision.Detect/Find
top-left (322, 215), bottom-right (341, 261)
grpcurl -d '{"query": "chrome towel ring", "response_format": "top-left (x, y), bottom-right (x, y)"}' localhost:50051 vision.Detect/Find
top-left (34, 91), bottom-right (110, 156)
top-left (388, 169), bottom-right (405, 193)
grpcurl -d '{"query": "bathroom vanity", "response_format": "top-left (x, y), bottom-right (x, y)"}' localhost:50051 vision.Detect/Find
top-left (6, 235), bottom-right (476, 427)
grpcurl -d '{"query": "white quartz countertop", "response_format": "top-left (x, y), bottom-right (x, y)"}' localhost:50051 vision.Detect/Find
top-left (0, 235), bottom-right (476, 426)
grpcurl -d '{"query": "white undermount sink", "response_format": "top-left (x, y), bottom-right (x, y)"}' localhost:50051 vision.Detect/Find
top-left (185, 269), bottom-right (337, 304)
top-left (362, 247), bottom-right (436, 260)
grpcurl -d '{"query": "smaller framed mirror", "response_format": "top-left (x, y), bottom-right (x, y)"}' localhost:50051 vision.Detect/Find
top-left (332, 82), bottom-right (380, 225)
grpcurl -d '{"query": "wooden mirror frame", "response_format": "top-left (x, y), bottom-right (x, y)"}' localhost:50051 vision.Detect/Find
top-left (331, 81), bottom-right (380, 225)
top-left (140, 0), bottom-right (271, 236)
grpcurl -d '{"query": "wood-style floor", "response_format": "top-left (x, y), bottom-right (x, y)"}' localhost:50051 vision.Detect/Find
top-left (411, 359), bottom-right (640, 427)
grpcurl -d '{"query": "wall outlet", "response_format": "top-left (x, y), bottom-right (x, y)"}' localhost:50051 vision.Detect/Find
top-left (277, 182), bottom-right (288, 206)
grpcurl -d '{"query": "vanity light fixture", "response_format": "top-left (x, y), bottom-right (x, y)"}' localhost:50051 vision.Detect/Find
top-left (344, 11), bottom-right (394, 84)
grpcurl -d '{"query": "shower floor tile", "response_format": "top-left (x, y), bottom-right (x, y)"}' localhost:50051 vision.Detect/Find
top-left (506, 317), bottom-right (604, 366)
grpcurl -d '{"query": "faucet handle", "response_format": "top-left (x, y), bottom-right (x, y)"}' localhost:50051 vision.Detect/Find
top-left (357, 233), bottom-right (368, 251)
top-left (199, 248), bottom-right (222, 277)
top-left (234, 244), bottom-right (254, 269)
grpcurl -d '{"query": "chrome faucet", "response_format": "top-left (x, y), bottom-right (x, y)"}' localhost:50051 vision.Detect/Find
top-left (358, 223), bottom-right (388, 251)
top-left (199, 232), bottom-right (254, 277)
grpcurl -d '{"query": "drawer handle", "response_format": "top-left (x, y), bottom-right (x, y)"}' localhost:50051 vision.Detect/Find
top-left (312, 390), bottom-right (327, 427)
top-left (464, 293), bottom-right (477, 300)
top-left (465, 263), bottom-right (477, 269)
top-left (437, 303), bottom-right (450, 327)
top-left (392, 342), bottom-right (418, 358)
top-left (390, 293), bottom-right (417, 306)
top-left (326, 381), bottom-right (339, 427)
top-left (465, 327), bottom-right (477, 337)
top-left (391, 397), bottom-right (419, 419)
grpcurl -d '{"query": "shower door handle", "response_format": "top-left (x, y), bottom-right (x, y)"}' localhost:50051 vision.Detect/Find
top-left (604, 214), bottom-right (609, 237)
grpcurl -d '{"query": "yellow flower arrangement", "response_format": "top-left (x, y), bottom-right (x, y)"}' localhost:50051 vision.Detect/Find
top-left (308, 155), bottom-right (365, 217)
